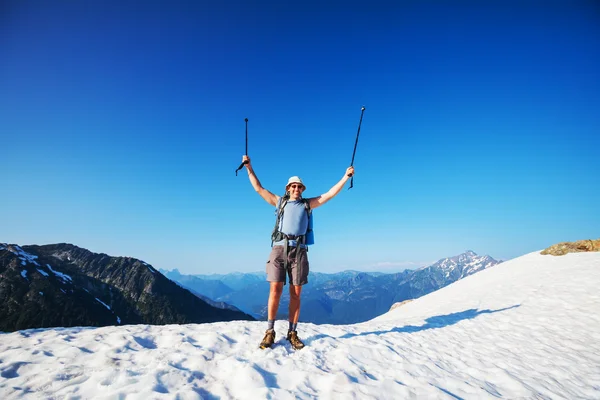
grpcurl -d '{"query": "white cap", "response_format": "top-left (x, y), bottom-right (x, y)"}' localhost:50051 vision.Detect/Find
top-left (286, 176), bottom-right (305, 190)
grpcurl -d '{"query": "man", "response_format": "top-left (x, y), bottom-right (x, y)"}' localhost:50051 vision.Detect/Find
top-left (243, 155), bottom-right (354, 350)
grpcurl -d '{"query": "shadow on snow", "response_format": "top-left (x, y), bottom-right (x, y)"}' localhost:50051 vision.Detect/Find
top-left (308, 305), bottom-right (520, 343)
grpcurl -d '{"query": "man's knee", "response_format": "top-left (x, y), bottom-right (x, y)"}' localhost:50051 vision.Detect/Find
top-left (289, 285), bottom-right (302, 301)
top-left (270, 282), bottom-right (284, 295)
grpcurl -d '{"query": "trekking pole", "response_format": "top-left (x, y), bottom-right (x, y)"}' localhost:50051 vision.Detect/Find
top-left (235, 118), bottom-right (249, 176)
top-left (348, 106), bottom-right (366, 189)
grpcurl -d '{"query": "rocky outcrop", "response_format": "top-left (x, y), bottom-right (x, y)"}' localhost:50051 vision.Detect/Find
top-left (389, 299), bottom-right (413, 312)
top-left (540, 239), bottom-right (600, 256)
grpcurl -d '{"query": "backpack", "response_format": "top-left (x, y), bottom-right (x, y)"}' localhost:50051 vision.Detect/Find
top-left (271, 195), bottom-right (314, 246)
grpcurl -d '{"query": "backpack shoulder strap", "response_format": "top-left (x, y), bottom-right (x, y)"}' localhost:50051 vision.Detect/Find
top-left (302, 198), bottom-right (312, 216)
top-left (271, 194), bottom-right (289, 246)
top-left (277, 196), bottom-right (289, 217)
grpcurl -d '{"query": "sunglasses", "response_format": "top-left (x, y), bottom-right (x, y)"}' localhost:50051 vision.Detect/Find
top-left (289, 184), bottom-right (304, 190)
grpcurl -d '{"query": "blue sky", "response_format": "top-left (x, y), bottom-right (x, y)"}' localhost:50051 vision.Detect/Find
top-left (1, 0), bottom-right (599, 274)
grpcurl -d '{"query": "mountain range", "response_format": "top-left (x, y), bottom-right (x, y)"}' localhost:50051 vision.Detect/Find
top-left (0, 243), bottom-right (253, 332)
top-left (1, 241), bottom-right (500, 331)
top-left (161, 250), bottom-right (501, 324)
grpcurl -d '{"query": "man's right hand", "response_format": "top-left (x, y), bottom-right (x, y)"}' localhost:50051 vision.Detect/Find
top-left (243, 155), bottom-right (251, 168)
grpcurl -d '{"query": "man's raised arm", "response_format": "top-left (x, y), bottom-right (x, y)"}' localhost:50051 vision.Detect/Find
top-left (309, 166), bottom-right (354, 209)
top-left (243, 155), bottom-right (278, 206)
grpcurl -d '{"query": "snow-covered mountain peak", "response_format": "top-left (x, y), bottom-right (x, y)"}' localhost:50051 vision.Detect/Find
top-left (427, 250), bottom-right (500, 279)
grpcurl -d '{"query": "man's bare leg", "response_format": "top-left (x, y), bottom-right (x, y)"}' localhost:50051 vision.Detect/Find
top-left (287, 284), bottom-right (305, 349)
top-left (288, 284), bottom-right (302, 324)
top-left (268, 282), bottom-right (284, 320)
top-left (260, 282), bottom-right (284, 349)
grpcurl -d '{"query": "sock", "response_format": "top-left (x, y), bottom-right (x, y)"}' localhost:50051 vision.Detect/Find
top-left (289, 322), bottom-right (297, 332)
top-left (267, 319), bottom-right (275, 330)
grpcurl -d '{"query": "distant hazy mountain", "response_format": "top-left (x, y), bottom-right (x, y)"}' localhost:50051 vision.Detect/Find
top-left (0, 243), bottom-right (253, 332)
top-left (160, 269), bottom-right (236, 299)
top-left (163, 251), bottom-right (501, 324)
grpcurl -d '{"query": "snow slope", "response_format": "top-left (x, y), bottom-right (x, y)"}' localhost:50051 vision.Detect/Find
top-left (1, 251), bottom-right (599, 399)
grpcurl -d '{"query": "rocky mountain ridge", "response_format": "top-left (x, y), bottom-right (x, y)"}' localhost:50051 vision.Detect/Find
top-left (0, 243), bottom-right (253, 332)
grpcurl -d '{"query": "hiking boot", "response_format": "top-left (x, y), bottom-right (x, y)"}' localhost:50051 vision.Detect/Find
top-left (286, 330), bottom-right (305, 350)
top-left (259, 329), bottom-right (276, 349)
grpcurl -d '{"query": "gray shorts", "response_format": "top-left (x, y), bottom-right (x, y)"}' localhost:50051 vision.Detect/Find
top-left (266, 245), bottom-right (309, 286)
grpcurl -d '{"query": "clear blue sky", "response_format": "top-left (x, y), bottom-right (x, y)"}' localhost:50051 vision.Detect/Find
top-left (2, 0), bottom-right (599, 274)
